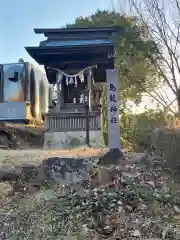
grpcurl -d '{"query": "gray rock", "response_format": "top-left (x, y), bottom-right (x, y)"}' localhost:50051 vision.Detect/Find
top-left (98, 148), bottom-right (123, 165)
top-left (43, 156), bottom-right (91, 184)
top-left (0, 166), bottom-right (21, 181)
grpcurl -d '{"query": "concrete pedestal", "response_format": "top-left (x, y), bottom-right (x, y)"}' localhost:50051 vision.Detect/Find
top-left (43, 130), bottom-right (104, 149)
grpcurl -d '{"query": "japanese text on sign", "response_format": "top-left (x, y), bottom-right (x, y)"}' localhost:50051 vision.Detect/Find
top-left (106, 69), bottom-right (120, 150)
top-left (108, 84), bottom-right (118, 125)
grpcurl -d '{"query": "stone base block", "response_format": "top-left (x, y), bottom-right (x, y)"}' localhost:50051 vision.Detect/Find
top-left (43, 130), bottom-right (104, 149)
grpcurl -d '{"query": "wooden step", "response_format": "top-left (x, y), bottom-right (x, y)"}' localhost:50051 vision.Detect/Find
top-left (61, 103), bottom-right (85, 113)
top-left (63, 103), bottom-right (84, 108)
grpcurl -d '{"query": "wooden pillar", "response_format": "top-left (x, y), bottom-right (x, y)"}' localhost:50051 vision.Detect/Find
top-left (87, 69), bottom-right (92, 111)
top-left (56, 72), bottom-right (63, 112)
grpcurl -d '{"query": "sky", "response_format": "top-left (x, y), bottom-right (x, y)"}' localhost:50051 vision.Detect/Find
top-left (0, 0), bottom-right (175, 113)
top-left (0, 0), bottom-right (115, 65)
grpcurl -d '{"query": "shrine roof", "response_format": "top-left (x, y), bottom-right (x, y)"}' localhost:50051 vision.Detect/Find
top-left (25, 26), bottom-right (120, 69)
top-left (25, 44), bottom-right (114, 63)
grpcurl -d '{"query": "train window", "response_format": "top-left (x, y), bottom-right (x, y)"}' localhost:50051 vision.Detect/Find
top-left (40, 81), bottom-right (44, 102)
top-left (3, 63), bottom-right (25, 102)
top-left (30, 69), bottom-right (36, 117)
top-left (39, 79), bottom-right (46, 116)
top-left (31, 66), bottom-right (48, 119)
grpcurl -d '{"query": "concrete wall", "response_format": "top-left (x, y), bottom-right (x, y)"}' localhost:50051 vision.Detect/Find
top-left (43, 130), bottom-right (104, 149)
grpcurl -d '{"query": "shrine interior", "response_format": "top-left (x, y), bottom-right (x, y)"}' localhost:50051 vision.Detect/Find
top-left (46, 64), bottom-right (106, 104)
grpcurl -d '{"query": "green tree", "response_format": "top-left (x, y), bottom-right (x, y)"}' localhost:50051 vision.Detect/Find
top-left (66, 10), bottom-right (160, 142)
top-left (66, 10), bottom-right (159, 104)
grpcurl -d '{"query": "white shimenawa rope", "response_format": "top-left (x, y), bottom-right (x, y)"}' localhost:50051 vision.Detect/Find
top-left (47, 65), bottom-right (97, 86)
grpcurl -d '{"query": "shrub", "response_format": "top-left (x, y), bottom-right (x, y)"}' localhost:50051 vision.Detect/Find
top-left (103, 109), bottom-right (175, 150)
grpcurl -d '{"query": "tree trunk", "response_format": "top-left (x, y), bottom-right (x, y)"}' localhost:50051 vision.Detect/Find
top-left (177, 90), bottom-right (180, 116)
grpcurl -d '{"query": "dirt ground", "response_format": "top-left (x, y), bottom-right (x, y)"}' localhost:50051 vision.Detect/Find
top-left (0, 147), bottom-right (108, 212)
top-left (0, 147), bottom-right (107, 168)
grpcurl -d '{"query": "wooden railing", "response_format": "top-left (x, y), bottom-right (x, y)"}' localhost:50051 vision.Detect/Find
top-left (45, 112), bottom-right (101, 131)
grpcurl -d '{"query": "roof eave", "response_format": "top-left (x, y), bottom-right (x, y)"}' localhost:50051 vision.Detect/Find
top-left (25, 43), bottom-right (114, 53)
top-left (34, 26), bottom-right (120, 35)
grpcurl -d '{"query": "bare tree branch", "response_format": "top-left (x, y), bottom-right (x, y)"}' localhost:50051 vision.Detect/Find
top-left (146, 91), bottom-right (176, 114)
top-left (128, 0), bottom-right (180, 113)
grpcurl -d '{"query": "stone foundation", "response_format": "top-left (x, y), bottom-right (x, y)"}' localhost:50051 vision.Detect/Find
top-left (43, 130), bottom-right (104, 149)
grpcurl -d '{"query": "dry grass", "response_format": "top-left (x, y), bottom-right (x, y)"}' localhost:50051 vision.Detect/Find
top-left (0, 149), bottom-right (178, 239)
top-left (0, 185), bottom-right (78, 239)
top-left (0, 182), bottom-right (13, 199)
